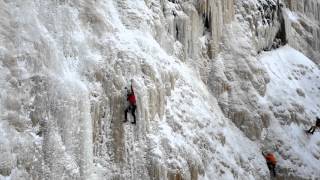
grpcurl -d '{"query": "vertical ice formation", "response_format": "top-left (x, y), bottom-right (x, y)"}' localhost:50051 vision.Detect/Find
top-left (0, 0), bottom-right (320, 179)
top-left (157, 0), bottom-right (234, 81)
top-left (207, 0), bottom-right (320, 178)
top-left (283, 0), bottom-right (320, 62)
top-left (167, 0), bottom-right (234, 58)
top-left (0, 0), bottom-right (95, 178)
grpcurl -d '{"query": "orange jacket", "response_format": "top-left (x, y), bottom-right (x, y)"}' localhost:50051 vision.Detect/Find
top-left (265, 153), bottom-right (277, 165)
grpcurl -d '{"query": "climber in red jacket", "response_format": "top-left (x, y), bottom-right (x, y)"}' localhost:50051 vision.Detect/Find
top-left (124, 79), bottom-right (136, 124)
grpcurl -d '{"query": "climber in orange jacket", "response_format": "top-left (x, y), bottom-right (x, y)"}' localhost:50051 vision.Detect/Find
top-left (263, 152), bottom-right (277, 177)
top-left (124, 79), bottom-right (137, 124)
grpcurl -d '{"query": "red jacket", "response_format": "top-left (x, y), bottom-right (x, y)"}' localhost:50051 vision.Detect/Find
top-left (127, 85), bottom-right (136, 105)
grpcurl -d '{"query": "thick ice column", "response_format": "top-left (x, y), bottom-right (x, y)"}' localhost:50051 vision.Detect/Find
top-left (79, 93), bottom-right (93, 179)
top-left (222, 0), bottom-right (235, 24)
top-left (285, 0), bottom-right (320, 21)
top-left (283, 0), bottom-right (320, 61)
top-left (200, 0), bottom-right (235, 57)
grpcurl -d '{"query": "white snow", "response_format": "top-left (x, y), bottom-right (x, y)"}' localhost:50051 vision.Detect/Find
top-left (261, 45), bottom-right (320, 117)
top-left (260, 45), bottom-right (320, 177)
top-left (285, 9), bottom-right (299, 23)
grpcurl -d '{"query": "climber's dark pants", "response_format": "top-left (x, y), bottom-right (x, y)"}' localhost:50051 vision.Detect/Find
top-left (307, 126), bottom-right (319, 134)
top-left (267, 163), bottom-right (276, 177)
top-left (125, 104), bottom-right (136, 122)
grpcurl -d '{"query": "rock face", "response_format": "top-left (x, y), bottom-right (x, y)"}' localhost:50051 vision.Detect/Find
top-left (0, 0), bottom-right (320, 180)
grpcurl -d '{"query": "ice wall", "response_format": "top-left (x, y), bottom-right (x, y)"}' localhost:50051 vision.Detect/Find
top-left (207, 0), bottom-right (320, 179)
top-left (0, 0), bottom-right (319, 180)
top-left (283, 0), bottom-right (320, 63)
top-left (198, 0), bottom-right (235, 57)
top-left (155, 0), bottom-right (234, 81)
top-left (285, 0), bottom-right (320, 21)
top-left (0, 0), bottom-right (95, 179)
top-left (0, 0), bottom-right (267, 179)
